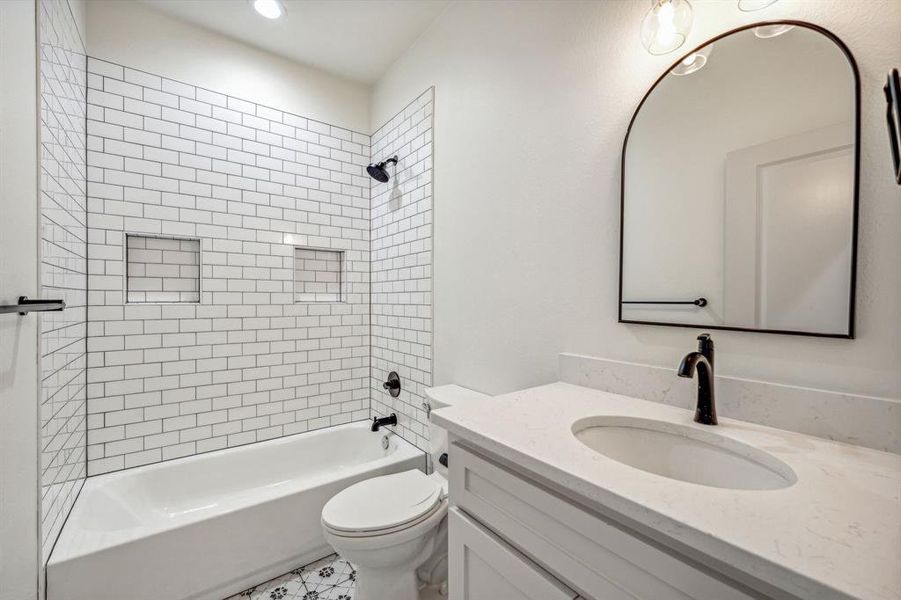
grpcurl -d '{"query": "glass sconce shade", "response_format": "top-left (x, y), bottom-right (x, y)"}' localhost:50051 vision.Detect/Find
top-left (641, 0), bottom-right (694, 55)
top-left (670, 44), bottom-right (713, 76)
top-left (754, 24), bottom-right (795, 39)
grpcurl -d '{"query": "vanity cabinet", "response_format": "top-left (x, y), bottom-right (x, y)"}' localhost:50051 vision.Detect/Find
top-left (448, 508), bottom-right (579, 600)
top-left (448, 441), bottom-right (763, 600)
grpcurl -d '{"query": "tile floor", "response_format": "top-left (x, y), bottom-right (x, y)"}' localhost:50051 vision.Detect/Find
top-left (225, 554), bottom-right (355, 600)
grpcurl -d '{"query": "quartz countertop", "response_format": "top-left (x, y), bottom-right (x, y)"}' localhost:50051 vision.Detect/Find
top-left (432, 382), bottom-right (901, 600)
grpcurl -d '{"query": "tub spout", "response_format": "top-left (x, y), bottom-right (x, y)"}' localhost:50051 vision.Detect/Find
top-left (371, 413), bottom-right (397, 432)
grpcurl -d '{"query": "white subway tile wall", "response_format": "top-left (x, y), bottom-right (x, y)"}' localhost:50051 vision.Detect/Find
top-left (126, 235), bottom-right (201, 303)
top-left (38, 0), bottom-right (88, 561)
top-left (86, 58), bottom-right (372, 475)
top-left (294, 247), bottom-right (344, 303)
top-left (369, 89), bottom-right (434, 450)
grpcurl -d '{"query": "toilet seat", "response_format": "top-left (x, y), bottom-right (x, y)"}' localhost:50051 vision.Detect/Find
top-left (322, 470), bottom-right (445, 537)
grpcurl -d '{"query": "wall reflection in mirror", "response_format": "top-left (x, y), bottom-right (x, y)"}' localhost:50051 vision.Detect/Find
top-left (620, 22), bottom-right (859, 337)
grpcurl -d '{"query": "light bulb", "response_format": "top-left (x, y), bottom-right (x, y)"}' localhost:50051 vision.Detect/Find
top-left (252, 0), bottom-right (285, 19)
top-left (641, 0), bottom-right (693, 56)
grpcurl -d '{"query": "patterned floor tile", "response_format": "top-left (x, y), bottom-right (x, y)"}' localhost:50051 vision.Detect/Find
top-left (224, 554), bottom-right (355, 600)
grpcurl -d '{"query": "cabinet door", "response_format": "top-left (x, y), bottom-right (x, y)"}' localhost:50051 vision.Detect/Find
top-left (449, 507), bottom-right (578, 600)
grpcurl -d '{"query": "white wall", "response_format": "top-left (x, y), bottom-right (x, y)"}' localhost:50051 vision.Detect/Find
top-left (371, 0), bottom-right (901, 399)
top-left (0, 2), bottom-right (40, 598)
top-left (67, 0), bottom-right (88, 44)
top-left (85, 0), bottom-right (371, 133)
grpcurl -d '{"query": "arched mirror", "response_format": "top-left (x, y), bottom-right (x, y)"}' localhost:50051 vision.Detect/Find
top-left (619, 21), bottom-right (859, 338)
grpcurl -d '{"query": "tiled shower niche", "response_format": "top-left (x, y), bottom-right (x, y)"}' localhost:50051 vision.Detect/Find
top-left (126, 234), bottom-right (201, 303)
top-left (294, 247), bottom-right (344, 303)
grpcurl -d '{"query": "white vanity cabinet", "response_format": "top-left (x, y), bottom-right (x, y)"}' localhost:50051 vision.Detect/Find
top-left (447, 441), bottom-right (763, 600)
top-left (448, 508), bottom-right (580, 600)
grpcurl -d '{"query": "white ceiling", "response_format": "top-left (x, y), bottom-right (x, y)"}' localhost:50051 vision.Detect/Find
top-left (137, 0), bottom-right (450, 85)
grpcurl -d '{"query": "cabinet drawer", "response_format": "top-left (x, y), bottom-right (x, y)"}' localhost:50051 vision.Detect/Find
top-left (449, 507), bottom-right (579, 600)
top-left (450, 442), bottom-right (759, 600)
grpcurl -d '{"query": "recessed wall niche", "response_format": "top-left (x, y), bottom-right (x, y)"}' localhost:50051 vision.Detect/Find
top-left (126, 234), bottom-right (201, 303)
top-left (294, 247), bottom-right (345, 303)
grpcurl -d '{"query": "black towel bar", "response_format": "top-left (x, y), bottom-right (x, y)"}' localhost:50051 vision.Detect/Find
top-left (623, 297), bottom-right (708, 307)
top-left (0, 296), bottom-right (66, 315)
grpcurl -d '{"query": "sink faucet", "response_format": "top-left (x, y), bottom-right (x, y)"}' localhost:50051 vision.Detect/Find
top-left (677, 333), bottom-right (717, 425)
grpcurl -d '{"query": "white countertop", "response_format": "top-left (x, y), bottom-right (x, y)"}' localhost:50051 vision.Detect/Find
top-left (432, 382), bottom-right (901, 600)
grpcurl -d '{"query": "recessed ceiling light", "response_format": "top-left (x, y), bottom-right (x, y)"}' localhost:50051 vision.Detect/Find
top-left (252, 0), bottom-right (285, 20)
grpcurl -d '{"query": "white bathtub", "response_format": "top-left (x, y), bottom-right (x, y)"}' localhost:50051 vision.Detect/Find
top-left (47, 421), bottom-right (425, 600)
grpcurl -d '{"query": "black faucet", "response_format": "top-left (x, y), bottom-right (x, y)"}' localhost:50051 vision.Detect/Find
top-left (371, 413), bottom-right (397, 432)
top-left (677, 333), bottom-right (717, 425)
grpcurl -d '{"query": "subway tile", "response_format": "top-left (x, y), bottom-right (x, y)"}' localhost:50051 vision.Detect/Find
top-left (84, 61), bottom-right (427, 477)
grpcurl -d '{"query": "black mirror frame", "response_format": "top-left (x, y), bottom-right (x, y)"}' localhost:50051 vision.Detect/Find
top-left (885, 68), bottom-right (901, 185)
top-left (618, 20), bottom-right (861, 339)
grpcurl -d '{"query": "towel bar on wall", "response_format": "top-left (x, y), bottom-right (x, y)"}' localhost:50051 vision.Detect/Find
top-left (0, 296), bottom-right (66, 315)
top-left (622, 297), bottom-right (707, 307)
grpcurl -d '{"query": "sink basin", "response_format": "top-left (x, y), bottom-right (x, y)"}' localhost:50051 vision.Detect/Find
top-left (572, 416), bottom-right (796, 490)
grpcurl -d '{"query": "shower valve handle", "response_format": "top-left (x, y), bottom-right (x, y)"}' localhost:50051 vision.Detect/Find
top-left (382, 371), bottom-right (401, 397)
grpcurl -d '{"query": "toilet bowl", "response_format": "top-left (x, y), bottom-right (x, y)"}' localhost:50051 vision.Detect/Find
top-left (322, 470), bottom-right (448, 600)
top-left (321, 384), bottom-right (489, 600)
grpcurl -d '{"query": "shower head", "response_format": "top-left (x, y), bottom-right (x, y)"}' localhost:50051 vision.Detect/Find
top-left (366, 156), bottom-right (398, 183)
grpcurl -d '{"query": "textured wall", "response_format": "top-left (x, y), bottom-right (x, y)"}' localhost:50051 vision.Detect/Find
top-left (86, 58), bottom-right (371, 475)
top-left (372, 0), bottom-right (901, 400)
top-left (370, 89), bottom-right (434, 450)
top-left (38, 0), bottom-right (88, 562)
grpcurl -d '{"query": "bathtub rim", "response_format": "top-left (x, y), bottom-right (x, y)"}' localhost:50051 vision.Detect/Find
top-left (49, 420), bottom-right (425, 566)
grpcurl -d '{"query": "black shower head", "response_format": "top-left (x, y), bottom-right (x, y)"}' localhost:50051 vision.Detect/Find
top-left (366, 156), bottom-right (398, 183)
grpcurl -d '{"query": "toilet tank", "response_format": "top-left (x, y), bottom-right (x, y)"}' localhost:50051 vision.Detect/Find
top-left (424, 385), bottom-right (489, 476)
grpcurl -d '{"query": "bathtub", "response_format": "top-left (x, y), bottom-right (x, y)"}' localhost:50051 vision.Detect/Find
top-left (47, 421), bottom-right (425, 600)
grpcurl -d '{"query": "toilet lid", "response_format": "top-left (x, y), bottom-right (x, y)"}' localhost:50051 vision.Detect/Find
top-left (322, 470), bottom-right (443, 534)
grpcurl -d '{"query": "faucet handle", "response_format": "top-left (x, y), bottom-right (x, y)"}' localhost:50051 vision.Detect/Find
top-left (696, 333), bottom-right (714, 363)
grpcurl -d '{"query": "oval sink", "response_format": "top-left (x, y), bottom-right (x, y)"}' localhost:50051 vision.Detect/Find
top-left (572, 416), bottom-right (796, 490)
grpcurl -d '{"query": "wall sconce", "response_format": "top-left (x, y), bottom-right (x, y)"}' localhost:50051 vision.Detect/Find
top-left (641, 0), bottom-right (693, 55)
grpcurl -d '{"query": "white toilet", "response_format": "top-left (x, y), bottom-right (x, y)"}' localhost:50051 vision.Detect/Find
top-left (321, 384), bottom-right (488, 600)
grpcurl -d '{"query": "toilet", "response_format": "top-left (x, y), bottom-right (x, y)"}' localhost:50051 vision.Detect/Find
top-left (321, 384), bottom-right (489, 600)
